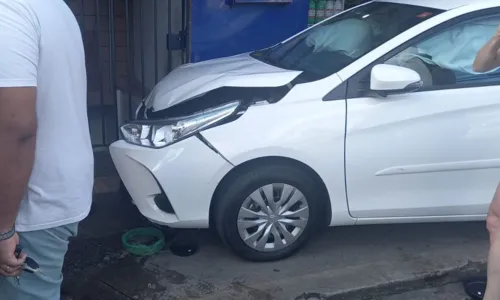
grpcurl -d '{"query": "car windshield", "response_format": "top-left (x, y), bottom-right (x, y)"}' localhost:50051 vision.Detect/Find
top-left (251, 2), bottom-right (444, 81)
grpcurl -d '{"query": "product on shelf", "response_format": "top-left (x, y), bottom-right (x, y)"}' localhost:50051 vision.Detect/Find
top-left (316, 0), bottom-right (326, 22)
top-left (308, 0), bottom-right (317, 26)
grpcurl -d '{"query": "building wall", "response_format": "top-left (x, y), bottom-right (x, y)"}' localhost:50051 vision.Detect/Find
top-left (66, 0), bottom-right (187, 146)
top-left (132, 1), bottom-right (185, 95)
top-left (114, 0), bottom-right (186, 128)
top-left (66, 0), bottom-right (130, 107)
top-left (66, 0), bottom-right (131, 145)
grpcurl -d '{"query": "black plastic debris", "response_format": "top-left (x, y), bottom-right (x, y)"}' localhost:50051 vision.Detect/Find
top-left (463, 277), bottom-right (487, 300)
top-left (170, 242), bottom-right (199, 257)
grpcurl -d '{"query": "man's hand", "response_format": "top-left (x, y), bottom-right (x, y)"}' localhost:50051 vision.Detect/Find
top-left (473, 25), bottom-right (500, 72)
top-left (492, 25), bottom-right (500, 49)
top-left (0, 233), bottom-right (26, 277)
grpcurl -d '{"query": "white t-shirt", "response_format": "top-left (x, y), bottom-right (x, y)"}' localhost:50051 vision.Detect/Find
top-left (0, 0), bottom-right (94, 232)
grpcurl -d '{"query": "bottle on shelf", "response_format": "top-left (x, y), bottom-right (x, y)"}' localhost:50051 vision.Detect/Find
top-left (308, 0), bottom-right (317, 27)
top-left (316, 0), bottom-right (326, 22)
top-left (325, 0), bottom-right (335, 18)
top-left (333, 0), bottom-right (344, 15)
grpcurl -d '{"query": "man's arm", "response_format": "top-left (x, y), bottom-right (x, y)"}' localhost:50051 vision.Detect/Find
top-left (0, 89), bottom-right (37, 232)
top-left (0, 1), bottom-right (39, 232)
top-left (473, 25), bottom-right (500, 73)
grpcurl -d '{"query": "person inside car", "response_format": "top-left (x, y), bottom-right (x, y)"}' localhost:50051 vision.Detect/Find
top-left (473, 25), bottom-right (500, 72)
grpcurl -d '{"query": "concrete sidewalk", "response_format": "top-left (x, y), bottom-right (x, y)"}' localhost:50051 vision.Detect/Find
top-left (63, 194), bottom-right (488, 300)
top-left (384, 283), bottom-right (471, 300)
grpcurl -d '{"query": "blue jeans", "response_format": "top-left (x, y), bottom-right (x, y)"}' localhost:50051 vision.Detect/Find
top-left (0, 223), bottom-right (78, 300)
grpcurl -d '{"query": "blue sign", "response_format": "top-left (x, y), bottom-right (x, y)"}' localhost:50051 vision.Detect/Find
top-left (190, 0), bottom-right (308, 63)
top-left (232, 0), bottom-right (293, 3)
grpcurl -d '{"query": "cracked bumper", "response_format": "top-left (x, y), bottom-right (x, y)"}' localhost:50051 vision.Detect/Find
top-left (109, 137), bottom-right (233, 228)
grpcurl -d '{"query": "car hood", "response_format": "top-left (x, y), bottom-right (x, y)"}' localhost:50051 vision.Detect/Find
top-left (144, 53), bottom-right (302, 111)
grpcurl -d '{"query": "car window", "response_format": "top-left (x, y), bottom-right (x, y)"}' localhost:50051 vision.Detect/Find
top-left (385, 13), bottom-right (500, 90)
top-left (251, 2), bottom-right (443, 82)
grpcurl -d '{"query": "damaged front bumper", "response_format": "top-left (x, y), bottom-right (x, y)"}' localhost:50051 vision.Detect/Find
top-left (109, 136), bottom-right (233, 228)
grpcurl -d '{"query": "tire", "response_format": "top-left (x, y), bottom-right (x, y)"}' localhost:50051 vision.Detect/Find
top-left (214, 162), bottom-right (326, 262)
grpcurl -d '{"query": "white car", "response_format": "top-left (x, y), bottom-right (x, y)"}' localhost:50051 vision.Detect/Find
top-left (110, 0), bottom-right (500, 261)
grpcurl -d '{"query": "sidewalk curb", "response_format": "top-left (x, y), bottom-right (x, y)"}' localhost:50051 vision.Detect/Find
top-left (296, 260), bottom-right (486, 300)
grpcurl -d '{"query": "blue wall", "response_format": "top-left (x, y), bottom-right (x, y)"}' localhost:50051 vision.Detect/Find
top-left (190, 0), bottom-right (309, 62)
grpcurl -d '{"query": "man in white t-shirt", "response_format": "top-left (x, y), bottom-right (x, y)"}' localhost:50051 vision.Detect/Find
top-left (0, 0), bottom-right (94, 298)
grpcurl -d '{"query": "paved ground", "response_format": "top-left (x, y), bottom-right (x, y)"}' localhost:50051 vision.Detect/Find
top-left (63, 193), bottom-right (489, 300)
top-left (384, 283), bottom-right (472, 300)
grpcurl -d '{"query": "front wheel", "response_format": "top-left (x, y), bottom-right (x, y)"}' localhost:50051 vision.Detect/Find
top-left (214, 163), bottom-right (326, 262)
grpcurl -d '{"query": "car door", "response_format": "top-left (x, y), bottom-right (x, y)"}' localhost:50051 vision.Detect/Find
top-left (344, 8), bottom-right (500, 220)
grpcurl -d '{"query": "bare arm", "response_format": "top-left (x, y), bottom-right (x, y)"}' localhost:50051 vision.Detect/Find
top-left (0, 88), bottom-right (37, 232)
top-left (473, 26), bottom-right (500, 73)
top-left (0, 1), bottom-right (39, 232)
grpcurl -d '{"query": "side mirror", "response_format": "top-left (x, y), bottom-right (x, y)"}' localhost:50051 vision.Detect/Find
top-left (370, 64), bottom-right (423, 95)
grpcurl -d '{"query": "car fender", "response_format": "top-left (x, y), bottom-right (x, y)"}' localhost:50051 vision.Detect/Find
top-left (201, 100), bottom-right (356, 226)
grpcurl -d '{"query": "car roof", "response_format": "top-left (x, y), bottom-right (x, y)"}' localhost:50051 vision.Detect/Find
top-left (378, 0), bottom-right (494, 11)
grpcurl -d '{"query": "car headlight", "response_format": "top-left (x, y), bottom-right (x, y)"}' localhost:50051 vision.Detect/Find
top-left (120, 101), bottom-right (240, 148)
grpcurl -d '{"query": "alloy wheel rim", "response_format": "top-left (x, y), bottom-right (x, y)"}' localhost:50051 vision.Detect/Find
top-left (237, 183), bottom-right (310, 252)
